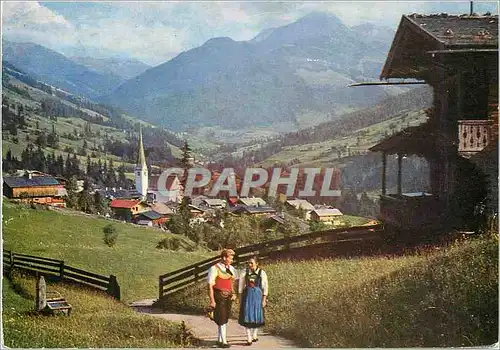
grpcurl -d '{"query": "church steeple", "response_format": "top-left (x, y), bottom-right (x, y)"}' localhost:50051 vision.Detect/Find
top-left (135, 128), bottom-right (148, 198)
top-left (137, 128), bottom-right (147, 168)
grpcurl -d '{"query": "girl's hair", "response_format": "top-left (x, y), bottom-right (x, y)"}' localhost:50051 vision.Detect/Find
top-left (221, 248), bottom-right (235, 258)
top-left (248, 255), bottom-right (258, 263)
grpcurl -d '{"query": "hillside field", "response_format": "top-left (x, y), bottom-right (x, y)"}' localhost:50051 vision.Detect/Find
top-left (2, 274), bottom-right (193, 348)
top-left (2, 200), bottom-right (212, 302)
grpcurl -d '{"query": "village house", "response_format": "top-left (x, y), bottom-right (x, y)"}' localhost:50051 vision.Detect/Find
top-left (149, 202), bottom-right (174, 216)
top-left (148, 173), bottom-right (183, 203)
top-left (233, 205), bottom-right (277, 217)
top-left (109, 199), bottom-right (149, 222)
top-left (188, 204), bottom-right (206, 218)
top-left (202, 198), bottom-right (227, 209)
top-left (285, 199), bottom-right (315, 220)
top-left (134, 210), bottom-right (169, 227)
top-left (260, 167), bottom-right (342, 204)
top-left (368, 12), bottom-right (498, 231)
top-left (3, 171), bottom-right (66, 207)
top-left (310, 208), bottom-right (344, 225)
top-left (237, 197), bottom-right (268, 207)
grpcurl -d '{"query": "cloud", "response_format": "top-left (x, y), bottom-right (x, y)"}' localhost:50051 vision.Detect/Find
top-left (3, 1), bottom-right (497, 67)
top-left (2, 1), bottom-right (77, 53)
top-left (3, 1), bottom-right (70, 26)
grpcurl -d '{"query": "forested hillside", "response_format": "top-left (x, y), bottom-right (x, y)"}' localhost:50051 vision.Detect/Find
top-left (2, 62), bottom-right (187, 187)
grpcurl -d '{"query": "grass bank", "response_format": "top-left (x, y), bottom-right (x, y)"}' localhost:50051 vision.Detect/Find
top-left (2, 271), bottom-right (193, 348)
top-left (166, 235), bottom-right (498, 347)
top-left (2, 201), bottom-right (212, 302)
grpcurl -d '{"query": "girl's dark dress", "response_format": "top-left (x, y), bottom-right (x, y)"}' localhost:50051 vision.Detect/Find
top-left (238, 268), bottom-right (265, 328)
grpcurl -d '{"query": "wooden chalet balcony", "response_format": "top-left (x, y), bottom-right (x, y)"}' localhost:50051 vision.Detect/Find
top-left (458, 119), bottom-right (493, 156)
top-left (379, 193), bottom-right (446, 231)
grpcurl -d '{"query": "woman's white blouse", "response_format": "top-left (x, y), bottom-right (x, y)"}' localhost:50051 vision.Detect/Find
top-left (238, 268), bottom-right (268, 296)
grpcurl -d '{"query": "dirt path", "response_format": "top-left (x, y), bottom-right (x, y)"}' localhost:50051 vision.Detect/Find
top-left (130, 299), bottom-right (296, 348)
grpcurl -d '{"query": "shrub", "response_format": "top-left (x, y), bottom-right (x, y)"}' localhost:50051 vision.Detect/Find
top-left (156, 236), bottom-right (182, 251)
top-left (103, 224), bottom-right (118, 247)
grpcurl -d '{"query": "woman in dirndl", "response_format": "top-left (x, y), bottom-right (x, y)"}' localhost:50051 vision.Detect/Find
top-left (238, 257), bottom-right (268, 346)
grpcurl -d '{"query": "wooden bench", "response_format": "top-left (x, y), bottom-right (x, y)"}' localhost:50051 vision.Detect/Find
top-left (44, 290), bottom-right (72, 316)
top-left (36, 276), bottom-right (72, 316)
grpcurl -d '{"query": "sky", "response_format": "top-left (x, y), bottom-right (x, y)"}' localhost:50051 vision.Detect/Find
top-left (2, 1), bottom-right (498, 67)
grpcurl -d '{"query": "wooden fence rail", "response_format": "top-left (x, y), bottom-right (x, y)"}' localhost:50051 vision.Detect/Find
top-left (157, 223), bottom-right (383, 301)
top-left (2, 250), bottom-right (120, 300)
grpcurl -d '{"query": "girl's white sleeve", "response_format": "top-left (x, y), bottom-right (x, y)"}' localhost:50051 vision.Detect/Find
top-left (238, 269), bottom-right (246, 294)
top-left (261, 270), bottom-right (269, 296)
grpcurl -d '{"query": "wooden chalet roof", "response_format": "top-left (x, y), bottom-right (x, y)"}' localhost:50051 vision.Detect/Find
top-left (285, 199), bottom-right (315, 211)
top-left (381, 14), bottom-right (498, 79)
top-left (369, 122), bottom-right (439, 156)
top-left (110, 199), bottom-right (142, 209)
top-left (3, 175), bottom-right (60, 188)
top-left (312, 208), bottom-right (343, 217)
top-left (235, 206), bottom-right (276, 214)
top-left (136, 210), bottom-right (163, 220)
top-left (409, 14), bottom-right (498, 47)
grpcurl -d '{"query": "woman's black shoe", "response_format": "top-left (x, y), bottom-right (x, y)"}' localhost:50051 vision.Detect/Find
top-left (222, 343), bottom-right (231, 348)
top-left (252, 338), bottom-right (259, 343)
top-left (245, 341), bottom-right (252, 346)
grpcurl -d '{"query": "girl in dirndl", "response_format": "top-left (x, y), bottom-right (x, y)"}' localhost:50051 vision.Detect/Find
top-left (238, 257), bottom-right (268, 346)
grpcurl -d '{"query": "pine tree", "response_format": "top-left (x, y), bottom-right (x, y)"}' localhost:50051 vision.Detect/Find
top-left (180, 140), bottom-right (193, 170)
top-left (86, 155), bottom-right (92, 175)
top-left (118, 163), bottom-right (127, 188)
top-left (65, 175), bottom-right (79, 208)
top-left (94, 191), bottom-right (103, 214)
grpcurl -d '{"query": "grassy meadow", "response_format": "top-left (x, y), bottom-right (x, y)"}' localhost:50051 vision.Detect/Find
top-left (257, 109), bottom-right (427, 168)
top-left (3, 271), bottom-right (194, 348)
top-left (166, 234), bottom-right (499, 348)
top-left (2, 200), bottom-right (212, 302)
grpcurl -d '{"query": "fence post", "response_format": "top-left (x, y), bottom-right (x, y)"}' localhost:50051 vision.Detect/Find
top-left (107, 275), bottom-right (120, 300)
top-left (158, 276), bottom-right (164, 300)
top-left (9, 251), bottom-right (14, 269)
top-left (59, 261), bottom-right (65, 281)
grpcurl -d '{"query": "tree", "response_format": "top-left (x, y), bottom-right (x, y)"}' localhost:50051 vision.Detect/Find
top-left (309, 220), bottom-right (327, 232)
top-left (64, 175), bottom-right (79, 208)
top-left (103, 224), bottom-right (118, 247)
top-left (35, 132), bottom-right (47, 148)
top-left (94, 191), bottom-right (103, 214)
top-left (78, 180), bottom-right (94, 213)
top-left (281, 218), bottom-right (301, 249)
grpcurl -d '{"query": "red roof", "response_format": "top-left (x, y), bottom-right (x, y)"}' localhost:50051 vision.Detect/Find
top-left (110, 199), bottom-right (142, 209)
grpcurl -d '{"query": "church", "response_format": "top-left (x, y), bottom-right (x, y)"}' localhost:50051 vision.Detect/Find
top-left (135, 130), bottom-right (183, 204)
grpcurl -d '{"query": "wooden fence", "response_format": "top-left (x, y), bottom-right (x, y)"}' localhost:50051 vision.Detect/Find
top-left (157, 223), bottom-right (383, 301)
top-left (3, 250), bottom-right (120, 300)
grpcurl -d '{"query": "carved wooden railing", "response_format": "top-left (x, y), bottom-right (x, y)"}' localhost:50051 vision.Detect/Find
top-left (458, 119), bottom-right (493, 155)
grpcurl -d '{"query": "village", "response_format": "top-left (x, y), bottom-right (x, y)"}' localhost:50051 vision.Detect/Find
top-left (2, 137), bottom-right (348, 231)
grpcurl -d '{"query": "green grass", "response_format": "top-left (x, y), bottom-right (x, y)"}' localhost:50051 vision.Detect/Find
top-left (165, 235), bottom-right (498, 347)
top-left (2, 200), bottom-right (212, 302)
top-left (3, 272), bottom-right (193, 348)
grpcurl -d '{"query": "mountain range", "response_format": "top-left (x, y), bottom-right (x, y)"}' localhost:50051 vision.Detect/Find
top-left (102, 12), bottom-right (400, 131)
top-left (3, 12), bottom-right (401, 132)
